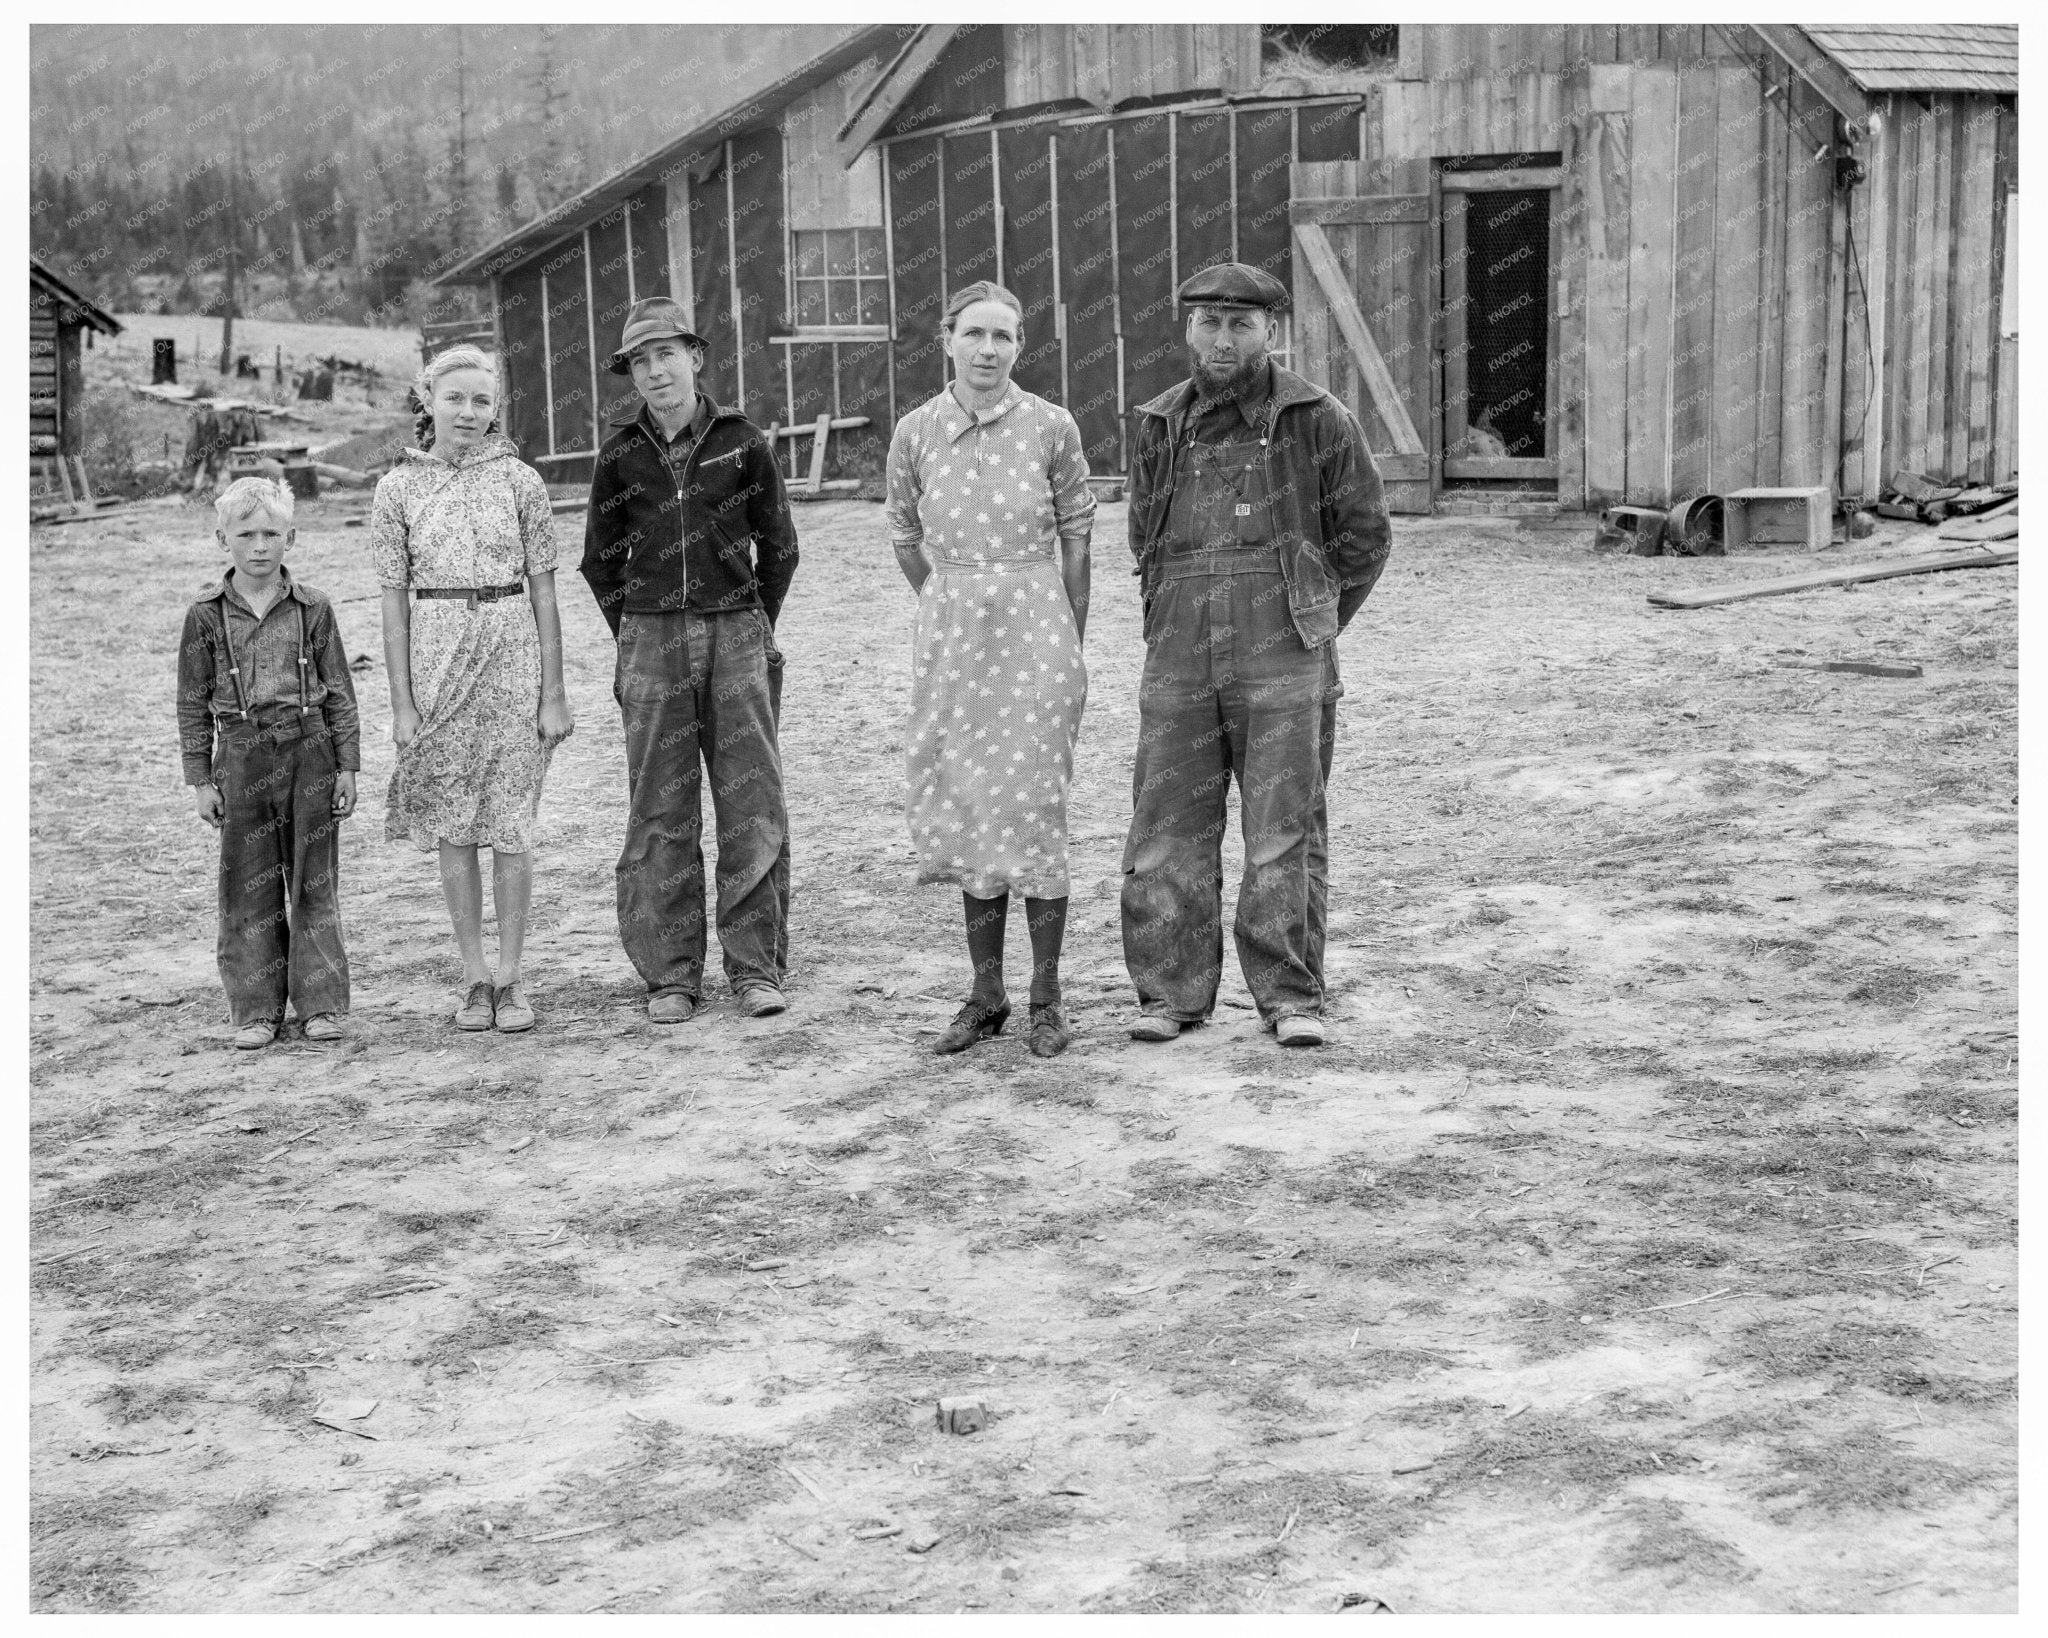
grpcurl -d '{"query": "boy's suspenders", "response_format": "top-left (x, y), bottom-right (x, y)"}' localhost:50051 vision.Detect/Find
top-left (215, 594), bottom-right (312, 722)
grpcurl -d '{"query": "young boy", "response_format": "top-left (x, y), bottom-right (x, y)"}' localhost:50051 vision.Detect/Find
top-left (177, 477), bottom-right (362, 1049)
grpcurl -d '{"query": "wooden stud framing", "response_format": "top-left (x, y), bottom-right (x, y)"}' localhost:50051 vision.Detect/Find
top-left (540, 268), bottom-right (557, 452)
top-left (726, 140), bottom-right (746, 411)
top-left (584, 227), bottom-right (600, 455)
top-left (623, 204), bottom-right (636, 305)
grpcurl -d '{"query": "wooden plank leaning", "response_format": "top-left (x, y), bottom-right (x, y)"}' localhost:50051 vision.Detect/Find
top-left (1290, 221), bottom-right (1426, 457)
top-left (1646, 545), bottom-right (2017, 610)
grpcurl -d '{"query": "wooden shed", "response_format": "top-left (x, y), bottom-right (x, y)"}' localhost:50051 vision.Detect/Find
top-left (30, 256), bottom-right (122, 485)
top-left (441, 23), bottom-right (2017, 513)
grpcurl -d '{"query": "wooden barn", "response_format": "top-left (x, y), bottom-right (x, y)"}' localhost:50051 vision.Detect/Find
top-left (438, 23), bottom-right (2018, 514)
top-left (30, 256), bottom-right (123, 491)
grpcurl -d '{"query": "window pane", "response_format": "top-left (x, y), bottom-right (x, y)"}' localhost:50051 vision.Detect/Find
top-left (795, 282), bottom-right (825, 327)
top-left (856, 279), bottom-right (888, 327)
top-left (828, 280), bottom-right (859, 326)
top-left (793, 232), bottom-right (824, 280)
top-left (852, 229), bottom-right (884, 277)
top-left (826, 229), bottom-right (858, 277)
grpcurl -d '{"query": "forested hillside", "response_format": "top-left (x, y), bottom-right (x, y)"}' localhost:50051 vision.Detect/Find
top-left (30, 22), bottom-right (857, 325)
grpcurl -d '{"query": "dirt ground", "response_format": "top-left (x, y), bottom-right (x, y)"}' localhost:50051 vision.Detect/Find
top-left (29, 486), bottom-right (2017, 1613)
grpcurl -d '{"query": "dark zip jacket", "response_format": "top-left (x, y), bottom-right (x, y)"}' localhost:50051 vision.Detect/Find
top-left (580, 396), bottom-right (798, 637)
top-left (1128, 362), bottom-right (1392, 647)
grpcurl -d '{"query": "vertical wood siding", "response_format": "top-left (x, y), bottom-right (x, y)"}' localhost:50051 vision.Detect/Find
top-left (1003, 24), bottom-right (1260, 107)
top-left (782, 64), bottom-right (887, 231)
top-left (1880, 92), bottom-right (2013, 484)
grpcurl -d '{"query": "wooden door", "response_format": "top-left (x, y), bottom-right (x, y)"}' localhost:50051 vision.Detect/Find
top-left (1440, 167), bottom-right (1564, 485)
top-left (1288, 160), bottom-right (1433, 513)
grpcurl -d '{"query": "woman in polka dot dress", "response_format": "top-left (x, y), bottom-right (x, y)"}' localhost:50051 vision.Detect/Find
top-left (886, 281), bottom-right (1095, 1058)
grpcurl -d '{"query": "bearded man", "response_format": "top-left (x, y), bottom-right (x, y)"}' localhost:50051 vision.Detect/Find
top-left (1119, 262), bottom-right (1393, 1048)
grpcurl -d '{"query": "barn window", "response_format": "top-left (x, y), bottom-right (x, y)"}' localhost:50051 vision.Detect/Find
top-left (1261, 25), bottom-right (1398, 71)
top-left (792, 227), bottom-right (887, 329)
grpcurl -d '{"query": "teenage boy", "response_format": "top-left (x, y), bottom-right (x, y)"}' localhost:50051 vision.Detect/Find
top-left (178, 477), bottom-right (361, 1048)
top-left (580, 297), bottom-right (799, 1024)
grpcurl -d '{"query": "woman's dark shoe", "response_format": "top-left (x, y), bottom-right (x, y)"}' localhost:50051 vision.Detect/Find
top-left (1028, 1003), bottom-right (1072, 1058)
top-left (934, 998), bottom-right (1010, 1055)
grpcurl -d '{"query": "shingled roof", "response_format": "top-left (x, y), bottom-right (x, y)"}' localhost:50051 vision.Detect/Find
top-left (1804, 24), bottom-right (2019, 95)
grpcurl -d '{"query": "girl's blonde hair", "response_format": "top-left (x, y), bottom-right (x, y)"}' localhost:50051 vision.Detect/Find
top-left (410, 343), bottom-right (500, 449)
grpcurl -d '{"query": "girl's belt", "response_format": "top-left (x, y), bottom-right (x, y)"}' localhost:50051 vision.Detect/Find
top-left (415, 583), bottom-right (524, 603)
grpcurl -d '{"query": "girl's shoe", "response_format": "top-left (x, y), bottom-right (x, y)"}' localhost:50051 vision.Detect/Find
top-left (454, 981), bottom-right (496, 1031)
top-left (494, 981), bottom-right (535, 1033)
top-left (233, 1019), bottom-right (278, 1051)
top-left (934, 998), bottom-right (1009, 1055)
top-left (301, 1013), bottom-right (344, 1042)
top-left (1028, 1003), bottom-right (1072, 1058)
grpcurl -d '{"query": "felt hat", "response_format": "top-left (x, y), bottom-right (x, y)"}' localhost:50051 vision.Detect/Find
top-left (1175, 261), bottom-right (1290, 312)
top-left (607, 297), bottom-right (707, 375)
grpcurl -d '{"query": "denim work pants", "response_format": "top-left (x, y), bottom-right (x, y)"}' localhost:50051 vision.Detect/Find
top-left (1121, 548), bottom-right (1337, 1024)
top-left (214, 714), bottom-right (350, 1026)
top-left (614, 609), bottom-right (789, 998)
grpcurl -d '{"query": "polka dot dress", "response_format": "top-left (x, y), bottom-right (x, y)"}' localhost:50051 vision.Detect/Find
top-left (885, 384), bottom-right (1095, 900)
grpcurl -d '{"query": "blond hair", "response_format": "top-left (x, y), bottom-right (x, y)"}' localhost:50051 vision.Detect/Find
top-left (410, 343), bottom-right (500, 448)
top-left (214, 475), bottom-right (294, 529)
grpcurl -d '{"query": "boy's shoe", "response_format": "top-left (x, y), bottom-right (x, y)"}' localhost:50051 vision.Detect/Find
top-left (494, 982), bottom-right (535, 1033)
top-left (1128, 1013), bottom-right (1183, 1043)
top-left (736, 983), bottom-right (787, 1018)
top-left (233, 1019), bottom-right (279, 1051)
top-left (648, 991), bottom-right (698, 1024)
top-left (454, 981), bottom-right (496, 1031)
top-left (1275, 1014), bottom-right (1327, 1048)
top-left (301, 1013), bottom-right (344, 1042)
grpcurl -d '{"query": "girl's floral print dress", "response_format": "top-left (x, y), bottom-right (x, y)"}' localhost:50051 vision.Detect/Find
top-left (886, 384), bottom-right (1095, 899)
top-left (370, 434), bottom-right (557, 854)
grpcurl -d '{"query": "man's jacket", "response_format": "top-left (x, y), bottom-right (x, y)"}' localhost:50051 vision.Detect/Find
top-left (581, 397), bottom-right (798, 637)
top-left (1128, 362), bottom-right (1392, 648)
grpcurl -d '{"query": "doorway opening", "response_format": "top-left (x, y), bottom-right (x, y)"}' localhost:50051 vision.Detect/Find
top-left (1441, 159), bottom-right (1561, 491)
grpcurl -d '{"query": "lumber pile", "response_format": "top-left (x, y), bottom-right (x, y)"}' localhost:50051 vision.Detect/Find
top-left (1871, 471), bottom-right (2015, 527)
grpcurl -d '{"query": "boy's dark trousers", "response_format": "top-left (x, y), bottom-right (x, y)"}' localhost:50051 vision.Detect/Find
top-left (613, 608), bottom-right (789, 1000)
top-left (213, 710), bottom-right (350, 1026)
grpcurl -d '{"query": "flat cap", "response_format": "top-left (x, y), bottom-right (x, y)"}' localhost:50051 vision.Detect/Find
top-left (1176, 261), bottom-right (1290, 312)
top-left (607, 297), bottom-right (707, 375)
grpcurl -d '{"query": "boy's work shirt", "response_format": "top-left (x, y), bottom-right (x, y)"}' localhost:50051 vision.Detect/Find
top-left (177, 567), bottom-right (362, 785)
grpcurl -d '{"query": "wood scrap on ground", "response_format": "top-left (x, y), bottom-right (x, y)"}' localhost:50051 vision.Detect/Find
top-left (1940, 499), bottom-right (2018, 541)
top-left (1647, 546), bottom-right (2017, 610)
top-left (1773, 659), bottom-right (1925, 678)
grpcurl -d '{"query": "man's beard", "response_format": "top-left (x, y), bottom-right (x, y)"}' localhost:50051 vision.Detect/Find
top-left (1190, 346), bottom-right (1268, 402)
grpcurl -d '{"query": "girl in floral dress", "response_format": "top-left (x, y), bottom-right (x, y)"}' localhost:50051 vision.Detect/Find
top-left (886, 282), bottom-right (1095, 1058)
top-left (372, 345), bottom-right (573, 1033)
